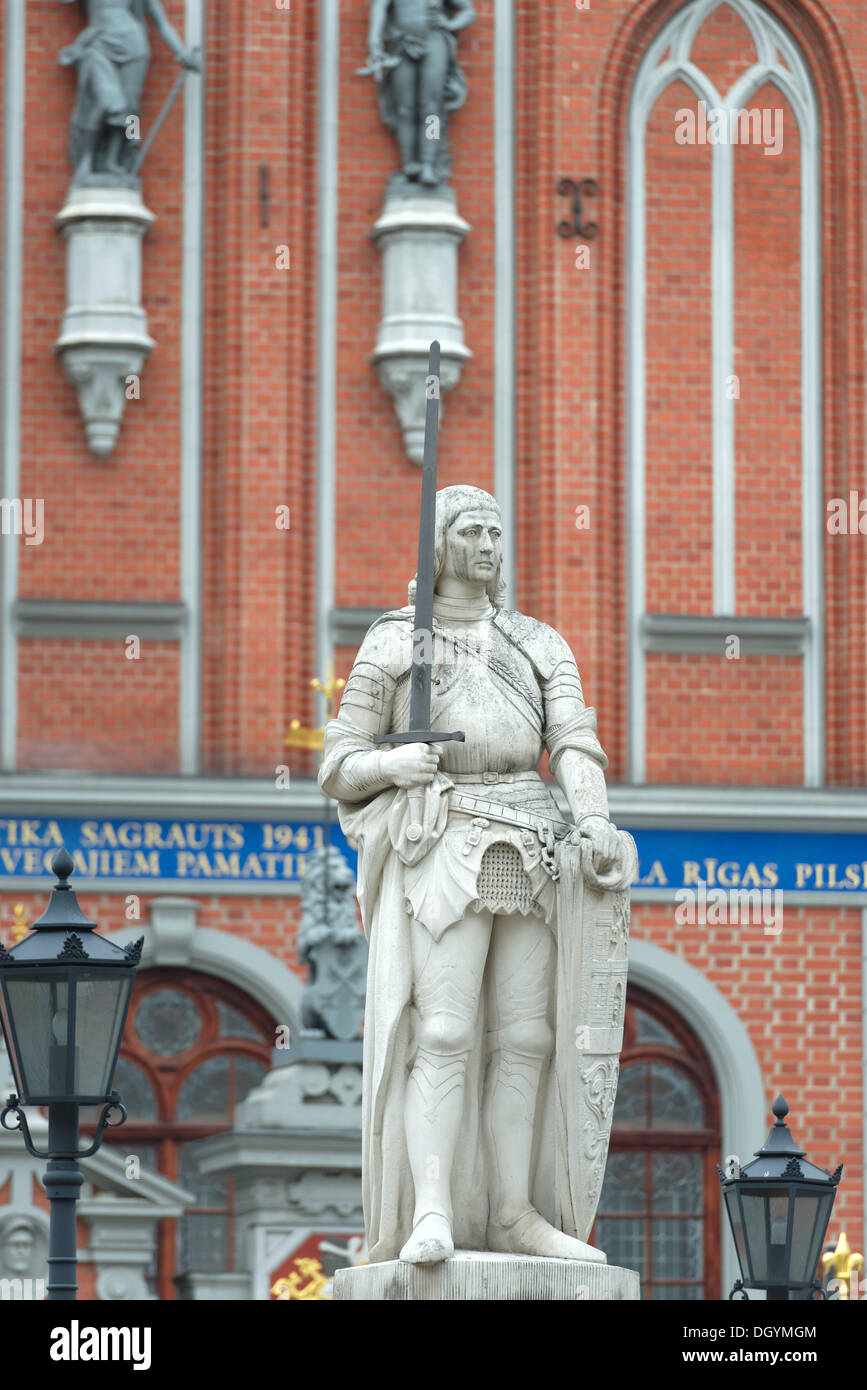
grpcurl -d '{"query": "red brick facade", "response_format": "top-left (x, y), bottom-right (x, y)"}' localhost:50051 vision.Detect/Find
top-left (1, 0), bottom-right (864, 1298)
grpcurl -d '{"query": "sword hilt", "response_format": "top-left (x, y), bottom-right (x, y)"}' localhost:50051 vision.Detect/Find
top-left (373, 732), bottom-right (465, 745)
top-left (374, 729), bottom-right (465, 842)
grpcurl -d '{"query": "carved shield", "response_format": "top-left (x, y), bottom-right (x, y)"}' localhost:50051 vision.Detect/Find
top-left (307, 938), bottom-right (369, 1041)
top-left (554, 838), bottom-right (633, 1243)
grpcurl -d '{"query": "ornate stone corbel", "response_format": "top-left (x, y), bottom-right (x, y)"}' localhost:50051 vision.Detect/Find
top-left (55, 186), bottom-right (156, 457)
top-left (371, 192), bottom-right (471, 465)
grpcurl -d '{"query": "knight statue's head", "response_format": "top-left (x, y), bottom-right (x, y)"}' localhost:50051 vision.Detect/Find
top-left (407, 484), bottom-right (506, 608)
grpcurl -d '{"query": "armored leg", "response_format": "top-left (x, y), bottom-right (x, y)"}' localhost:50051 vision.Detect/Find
top-left (402, 907), bottom-right (491, 1261)
top-left (483, 908), bottom-right (606, 1263)
top-left (482, 910), bottom-right (554, 1227)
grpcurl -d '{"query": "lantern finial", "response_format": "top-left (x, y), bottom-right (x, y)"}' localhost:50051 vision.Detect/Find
top-left (51, 848), bottom-right (75, 887)
top-left (30, 847), bottom-right (98, 933)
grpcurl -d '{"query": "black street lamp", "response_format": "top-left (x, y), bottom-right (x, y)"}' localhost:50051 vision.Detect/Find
top-left (0, 849), bottom-right (142, 1301)
top-left (719, 1094), bottom-right (843, 1301)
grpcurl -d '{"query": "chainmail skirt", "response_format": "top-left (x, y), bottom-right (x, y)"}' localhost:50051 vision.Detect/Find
top-left (471, 840), bottom-right (544, 919)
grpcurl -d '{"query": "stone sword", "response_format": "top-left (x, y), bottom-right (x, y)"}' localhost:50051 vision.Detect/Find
top-left (374, 340), bottom-right (465, 841)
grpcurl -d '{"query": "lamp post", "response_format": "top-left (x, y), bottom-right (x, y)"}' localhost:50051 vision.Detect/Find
top-left (0, 848), bottom-right (141, 1300)
top-left (719, 1094), bottom-right (842, 1301)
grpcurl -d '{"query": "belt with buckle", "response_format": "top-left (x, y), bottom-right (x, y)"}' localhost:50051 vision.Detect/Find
top-left (448, 790), bottom-right (573, 841)
top-left (448, 771), bottom-right (542, 785)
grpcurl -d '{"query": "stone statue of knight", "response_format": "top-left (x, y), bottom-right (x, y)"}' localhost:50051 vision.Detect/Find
top-left (319, 484), bottom-right (636, 1265)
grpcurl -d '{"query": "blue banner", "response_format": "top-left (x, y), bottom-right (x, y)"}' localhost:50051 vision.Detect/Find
top-left (629, 827), bottom-right (867, 893)
top-left (0, 817), bottom-right (864, 894)
top-left (0, 816), bottom-right (356, 885)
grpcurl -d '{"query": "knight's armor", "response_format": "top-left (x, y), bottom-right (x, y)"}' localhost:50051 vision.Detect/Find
top-left (320, 591), bottom-right (607, 939)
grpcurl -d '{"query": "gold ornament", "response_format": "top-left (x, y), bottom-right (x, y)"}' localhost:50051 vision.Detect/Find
top-left (285, 666), bottom-right (346, 751)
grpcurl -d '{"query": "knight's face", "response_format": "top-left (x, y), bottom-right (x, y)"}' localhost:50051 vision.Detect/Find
top-left (441, 510), bottom-right (502, 586)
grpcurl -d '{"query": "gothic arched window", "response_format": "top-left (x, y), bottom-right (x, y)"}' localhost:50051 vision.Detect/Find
top-left (594, 987), bottom-right (722, 1298)
top-left (627, 0), bottom-right (822, 786)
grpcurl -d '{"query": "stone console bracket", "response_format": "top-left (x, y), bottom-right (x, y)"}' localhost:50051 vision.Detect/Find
top-left (54, 182), bottom-right (156, 458)
top-left (371, 190), bottom-right (471, 465)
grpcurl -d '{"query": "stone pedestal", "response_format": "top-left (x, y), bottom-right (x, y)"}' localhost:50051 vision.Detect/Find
top-left (371, 189), bottom-right (471, 464)
top-left (55, 182), bottom-right (156, 457)
top-left (333, 1251), bottom-right (640, 1302)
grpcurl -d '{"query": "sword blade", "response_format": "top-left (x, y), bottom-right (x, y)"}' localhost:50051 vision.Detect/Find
top-left (409, 340), bottom-right (440, 733)
top-left (373, 341), bottom-right (463, 757)
top-left (133, 60), bottom-right (194, 172)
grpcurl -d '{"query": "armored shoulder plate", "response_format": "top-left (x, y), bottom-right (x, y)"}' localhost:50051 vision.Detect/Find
top-left (492, 608), bottom-right (574, 682)
top-left (358, 610), bottom-right (414, 676)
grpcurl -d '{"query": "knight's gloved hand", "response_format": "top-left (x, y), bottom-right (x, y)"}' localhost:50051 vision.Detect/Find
top-left (383, 741), bottom-right (443, 789)
top-left (573, 815), bottom-right (621, 875)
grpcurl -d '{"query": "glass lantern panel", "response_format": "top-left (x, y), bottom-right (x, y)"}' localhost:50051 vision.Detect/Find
top-left (741, 1192), bottom-right (770, 1283)
top-left (649, 1063), bottom-right (704, 1128)
top-left (742, 1189), bottom-right (791, 1285)
top-left (724, 1188), bottom-right (749, 1277)
top-left (135, 989), bottom-right (201, 1056)
top-left (2, 976), bottom-right (68, 1099)
top-left (74, 972), bottom-right (132, 1097)
top-left (789, 1192), bottom-right (826, 1285)
top-left (612, 1063), bottom-right (648, 1128)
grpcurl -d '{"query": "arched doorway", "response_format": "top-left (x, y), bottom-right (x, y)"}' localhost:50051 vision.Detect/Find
top-left (594, 985), bottom-right (722, 1299)
top-left (85, 969), bottom-right (273, 1300)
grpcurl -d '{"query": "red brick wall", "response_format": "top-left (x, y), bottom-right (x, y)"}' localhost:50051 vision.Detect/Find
top-left (732, 84), bottom-right (803, 619)
top-left (17, 640), bottom-right (180, 772)
top-left (644, 80), bottom-right (714, 616)
top-left (2, 890), bottom-right (301, 975)
top-left (644, 652), bottom-right (804, 784)
top-left (201, 0), bottom-right (318, 777)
